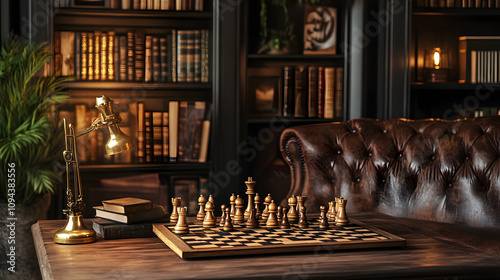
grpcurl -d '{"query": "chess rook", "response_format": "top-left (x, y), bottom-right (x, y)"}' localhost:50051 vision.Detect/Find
top-left (287, 196), bottom-right (298, 222)
top-left (196, 195), bottom-right (206, 221)
top-left (170, 197), bottom-right (181, 223)
top-left (296, 195), bottom-right (306, 213)
top-left (174, 206), bottom-right (189, 234)
top-left (244, 177), bottom-right (256, 220)
top-left (234, 195), bottom-right (245, 224)
top-left (335, 198), bottom-right (349, 226)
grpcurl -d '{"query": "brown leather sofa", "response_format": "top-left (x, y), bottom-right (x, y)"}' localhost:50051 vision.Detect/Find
top-left (280, 116), bottom-right (500, 227)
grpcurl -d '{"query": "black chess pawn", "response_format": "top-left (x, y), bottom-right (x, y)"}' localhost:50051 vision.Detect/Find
top-left (245, 208), bottom-right (259, 229)
top-left (196, 195), bottom-right (206, 221)
top-left (223, 208), bottom-right (233, 231)
top-left (319, 205), bottom-right (329, 230)
top-left (219, 204), bottom-right (227, 227)
top-left (298, 206), bottom-right (309, 228)
top-left (280, 207), bottom-right (291, 229)
top-left (266, 200), bottom-right (279, 228)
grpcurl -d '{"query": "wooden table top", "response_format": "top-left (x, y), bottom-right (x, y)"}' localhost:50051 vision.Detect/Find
top-left (32, 213), bottom-right (500, 280)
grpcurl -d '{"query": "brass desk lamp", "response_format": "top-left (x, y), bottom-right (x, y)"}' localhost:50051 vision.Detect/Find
top-left (54, 95), bottom-right (133, 244)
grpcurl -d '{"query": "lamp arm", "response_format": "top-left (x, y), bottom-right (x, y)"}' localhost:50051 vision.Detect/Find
top-left (75, 115), bottom-right (104, 138)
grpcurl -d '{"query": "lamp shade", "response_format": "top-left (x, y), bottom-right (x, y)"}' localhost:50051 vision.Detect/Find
top-left (105, 124), bottom-right (133, 155)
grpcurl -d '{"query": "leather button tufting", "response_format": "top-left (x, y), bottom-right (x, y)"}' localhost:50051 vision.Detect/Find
top-left (368, 152), bottom-right (372, 157)
top-left (337, 150), bottom-right (341, 155)
top-left (398, 153), bottom-right (403, 158)
top-left (431, 155), bottom-right (436, 160)
top-left (465, 156), bottom-right (469, 160)
top-left (356, 178), bottom-right (361, 183)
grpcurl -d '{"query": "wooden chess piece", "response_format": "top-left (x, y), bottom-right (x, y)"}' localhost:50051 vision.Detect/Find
top-left (254, 193), bottom-right (262, 219)
top-left (234, 195), bottom-right (245, 224)
top-left (219, 204), bottom-right (227, 227)
top-left (298, 206), bottom-right (309, 228)
top-left (319, 205), bottom-right (329, 230)
top-left (296, 195), bottom-right (306, 212)
top-left (266, 200), bottom-right (279, 228)
top-left (208, 195), bottom-right (215, 210)
top-left (245, 208), bottom-right (259, 228)
top-left (244, 177), bottom-right (256, 220)
top-left (287, 196), bottom-right (298, 222)
top-left (262, 193), bottom-right (272, 220)
top-left (229, 193), bottom-right (236, 219)
top-left (335, 197), bottom-right (341, 215)
top-left (327, 201), bottom-right (336, 222)
top-left (335, 198), bottom-right (350, 226)
top-left (280, 207), bottom-right (291, 229)
top-left (170, 197), bottom-right (181, 223)
top-left (223, 208), bottom-right (233, 231)
top-left (174, 206), bottom-right (189, 234)
top-left (196, 195), bottom-right (206, 221)
top-left (277, 205), bottom-right (282, 222)
top-left (203, 200), bottom-right (216, 228)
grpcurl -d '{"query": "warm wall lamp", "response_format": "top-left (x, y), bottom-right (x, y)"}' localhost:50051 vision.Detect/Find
top-left (54, 95), bottom-right (133, 244)
top-left (424, 47), bottom-right (449, 83)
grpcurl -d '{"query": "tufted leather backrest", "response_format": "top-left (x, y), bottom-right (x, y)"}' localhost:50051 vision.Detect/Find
top-left (280, 116), bottom-right (500, 227)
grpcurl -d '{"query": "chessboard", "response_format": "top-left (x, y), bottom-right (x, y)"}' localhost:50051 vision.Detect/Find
top-left (152, 218), bottom-right (405, 259)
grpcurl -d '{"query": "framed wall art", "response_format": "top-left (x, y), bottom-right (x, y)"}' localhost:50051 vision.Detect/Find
top-left (247, 68), bottom-right (282, 118)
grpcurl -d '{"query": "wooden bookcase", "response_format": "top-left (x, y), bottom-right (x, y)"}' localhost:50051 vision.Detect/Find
top-left (50, 1), bottom-right (219, 217)
top-left (239, 0), bottom-right (351, 205)
top-left (410, 5), bottom-right (500, 119)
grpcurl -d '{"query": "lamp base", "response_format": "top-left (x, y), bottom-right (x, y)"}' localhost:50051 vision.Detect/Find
top-left (54, 214), bottom-right (96, 244)
top-left (424, 68), bottom-right (449, 83)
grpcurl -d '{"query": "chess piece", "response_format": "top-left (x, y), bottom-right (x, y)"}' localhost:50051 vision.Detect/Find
top-left (319, 205), bottom-right (329, 230)
top-left (327, 201), bottom-right (336, 222)
top-left (276, 205), bottom-right (282, 222)
top-left (298, 206), bottom-right (309, 228)
top-left (174, 206), bottom-right (189, 234)
top-left (280, 207), bottom-right (291, 229)
top-left (229, 193), bottom-right (236, 219)
top-left (203, 200), bottom-right (216, 228)
top-left (245, 208), bottom-right (259, 228)
top-left (223, 208), bottom-right (233, 231)
top-left (296, 195), bottom-right (306, 212)
top-left (219, 204), bottom-right (227, 227)
top-left (266, 200), bottom-right (279, 228)
top-left (287, 196), bottom-right (298, 222)
top-left (208, 194), bottom-right (214, 205)
top-left (262, 193), bottom-right (272, 220)
top-left (254, 193), bottom-right (262, 219)
top-left (335, 198), bottom-right (349, 226)
top-left (170, 197), bottom-right (181, 223)
top-left (244, 177), bottom-right (256, 220)
top-left (196, 195), bottom-right (206, 221)
top-left (234, 195), bottom-right (245, 224)
top-left (335, 197), bottom-right (341, 215)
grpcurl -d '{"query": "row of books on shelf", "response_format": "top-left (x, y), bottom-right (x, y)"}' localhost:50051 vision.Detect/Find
top-left (459, 36), bottom-right (500, 84)
top-left (59, 100), bottom-right (211, 165)
top-left (55, 29), bottom-right (210, 83)
top-left (54, 0), bottom-right (205, 11)
top-left (415, 0), bottom-right (500, 8)
top-left (474, 107), bottom-right (500, 117)
top-left (283, 65), bottom-right (343, 119)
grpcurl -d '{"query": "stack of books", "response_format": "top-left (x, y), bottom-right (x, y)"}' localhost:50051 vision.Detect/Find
top-left (93, 197), bottom-right (167, 239)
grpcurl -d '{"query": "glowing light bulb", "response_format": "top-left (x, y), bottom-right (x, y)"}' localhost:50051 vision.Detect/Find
top-left (433, 51), bottom-right (440, 69)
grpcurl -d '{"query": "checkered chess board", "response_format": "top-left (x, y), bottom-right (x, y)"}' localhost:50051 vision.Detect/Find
top-left (153, 219), bottom-right (405, 259)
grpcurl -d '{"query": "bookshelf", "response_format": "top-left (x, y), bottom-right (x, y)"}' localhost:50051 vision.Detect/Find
top-left (239, 0), bottom-right (350, 204)
top-left (410, 2), bottom-right (500, 119)
top-left (50, 0), bottom-right (218, 217)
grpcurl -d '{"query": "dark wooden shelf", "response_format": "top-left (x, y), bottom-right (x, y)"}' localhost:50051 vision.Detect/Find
top-left (247, 54), bottom-right (344, 60)
top-left (79, 162), bottom-right (212, 172)
top-left (411, 83), bottom-right (500, 91)
top-left (54, 8), bottom-right (213, 19)
top-left (63, 81), bottom-right (211, 90)
top-left (247, 117), bottom-right (340, 124)
top-left (413, 7), bottom-right (500, 16)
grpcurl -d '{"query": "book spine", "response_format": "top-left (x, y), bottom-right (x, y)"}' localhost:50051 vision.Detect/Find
top-left (127, 31), bottom-right (135, 81)
top-left (160, 37), bottom-right (168, 82)
top-left (133, 0), bottom-right (140, 9)
top-left (167, 33), bottom-right (173, 82)
top-left (324, 67), bottom-right (335, 119)
top-left (81, 32), bottom-right (88, 80)
top-left (162, 112), bottom-right (169, 163)
top-left (283, 66), bottom-right (294, 117)
top-left (113, 34), bottom-right (120, 81)
top-left (93, 222), bottom-right (156, 240)
top-left (177, 101), bottom-right (188, 161)
top-left (176, 0), bottom-right (182, 10)
top-left (108, 32), bottom-right (115, 80)
top-left (198, 120), bottom-right (210, 163)
top-left (144, 111), bottom-right (153, 163)
top-left (145, 35), bottom-right (153, 83)
top-left (334, 67), bottom-right (344, 119)
top-left (75, 31), bottom-right (81, 80)
top-left (294, 66), bottom-right (308, 118)
top-left (201, 30), bottom-right (209, 83)
top-left (122, 0), bottom-right (132, 9)
top-left (137, 102), bottom-right (145, 163)
top-left (194, 0), bottom-right (203, 11)
top-left (94, 31), bottom-right (101, 80)
top-left (154, 0), bottom-right (160, 9)
top-left (119, 35), bottom-right (127, 81)
top-left (141, 0), bottom-right (147, 9)
top-left (100, 32), bottom-right (107, 80)
top-left (147, 0), bottom-right (153, 9)
top-left (152, 36), bottom-right (161, 82)
top-left (169, 101), bottom-right (179, 163)
top-left (177, 30), bottom-right (188, 82)
top-left (161, 0), bottom-right (168, 10)
top-left (186, 30), bottom-right (195, 82)
top-left (458, 38), bottom-right (467, 83)
top-left (135, 32), bottom-right (145, 82)
top-left (152, 111), bottom-right (163, 163)
top-left (308, 66), bottom-right (318, 118)
top-left (60, 31), bottom-right (75, 77)
top-left (88, 33), bottom-right (94, 80)
top-left (317, 66), bottom-right (325, 119)
top-left (171, 30), bottom-right (177, 82)
top-left (194, 30), bottom-right (201, 83)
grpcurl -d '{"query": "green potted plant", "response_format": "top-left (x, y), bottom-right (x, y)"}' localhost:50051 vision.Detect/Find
top-left (0, 38), bottom-right (70, 279)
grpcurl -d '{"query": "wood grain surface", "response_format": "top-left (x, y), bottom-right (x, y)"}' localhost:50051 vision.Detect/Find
top-left (32, 213), bottom-right (500, 280)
